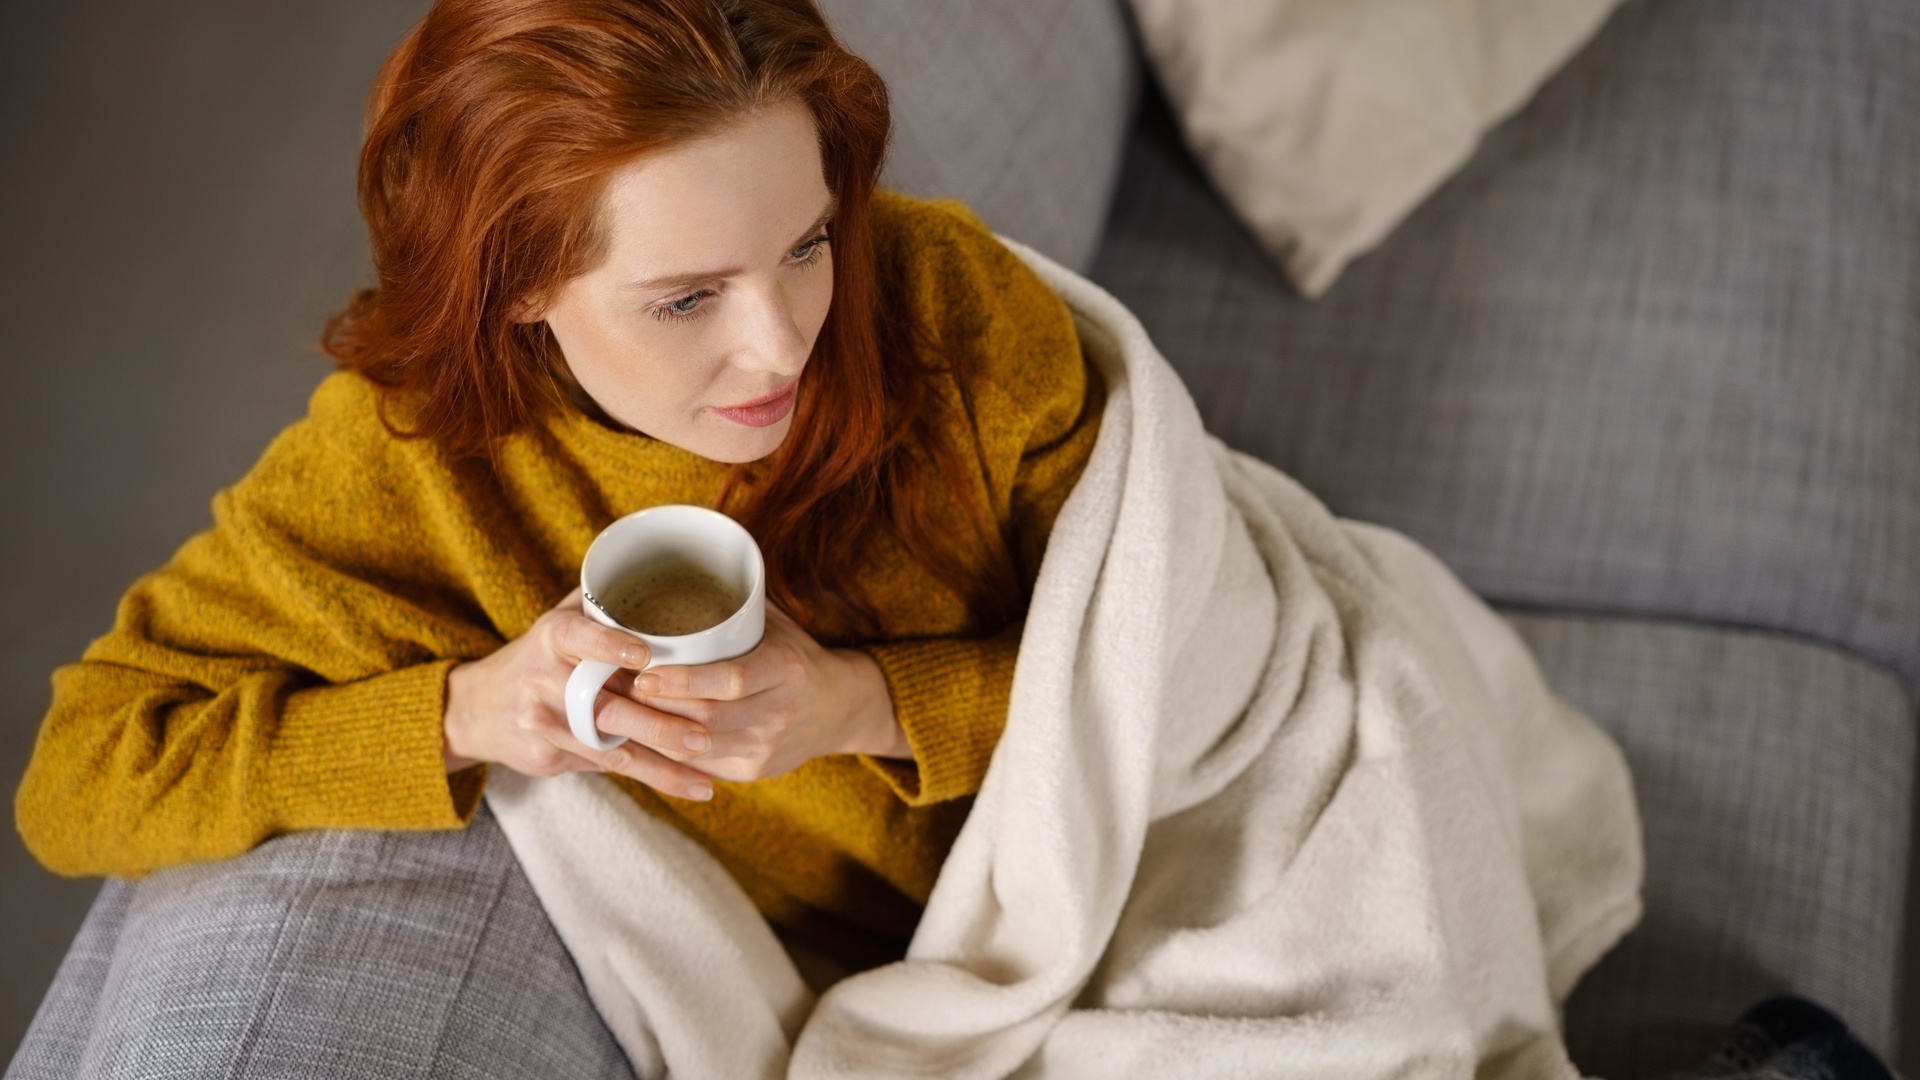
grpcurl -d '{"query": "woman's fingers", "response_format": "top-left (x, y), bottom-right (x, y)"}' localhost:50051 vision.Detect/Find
top-left (681, 727), bottom-right (771, 769)
top-left (636, 658), bottom-right (747, 700)
top-left (593, 740), bottom-right (715, 802)
top-left (504, 727), bottom-right (603, 778)
top-left (639, 640), bottom-right (798, 702)
top-left (515, 694), bottom-right (714, 801)
top-left (549, 609), bottom-right (651, 669)
top-left (593, 691), bottom-right (713, 756)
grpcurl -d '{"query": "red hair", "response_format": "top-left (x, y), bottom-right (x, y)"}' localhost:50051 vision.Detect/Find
top-left (323, 0), bottom-right (1016, 637)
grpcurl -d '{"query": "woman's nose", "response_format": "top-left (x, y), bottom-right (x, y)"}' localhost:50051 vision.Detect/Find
top-left (732, 285), bottom-right (811, 376)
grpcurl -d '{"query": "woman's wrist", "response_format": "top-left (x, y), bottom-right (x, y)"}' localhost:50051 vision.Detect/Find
top-left (835, 648), bottom-right (910, 760)
top-left (442, 660), bottom-right (483, 772)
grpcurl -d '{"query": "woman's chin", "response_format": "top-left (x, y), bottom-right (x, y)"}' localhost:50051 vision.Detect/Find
top-left (688, 411), bottom-right (794, 464)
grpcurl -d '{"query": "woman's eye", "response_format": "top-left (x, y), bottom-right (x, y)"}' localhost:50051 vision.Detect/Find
top-left (790, 234), bottom-right (830, 265)
top-left (653, 289), bottom-right (714, 322)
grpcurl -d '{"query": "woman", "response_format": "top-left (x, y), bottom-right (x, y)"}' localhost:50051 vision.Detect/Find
top-left (18, 0), bottom-right (1098, 1010)
top-left (15, 4), bottom-right (1900, 1080)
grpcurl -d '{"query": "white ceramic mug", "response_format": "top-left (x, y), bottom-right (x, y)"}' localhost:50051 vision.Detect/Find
top-left (564, 504), bottom-right (766, 751)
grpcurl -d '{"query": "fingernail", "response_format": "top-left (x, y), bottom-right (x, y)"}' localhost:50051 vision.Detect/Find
top-left (606, 749), bottom-right (630, 770)
top-left (620, 644), bottom-right (648, 667)
top-left (637, 673), bottom-right (662, 693)
top-left (683, 729), bottom-right (710, 753)
top-left (689, 782), bottom-right (714, 802)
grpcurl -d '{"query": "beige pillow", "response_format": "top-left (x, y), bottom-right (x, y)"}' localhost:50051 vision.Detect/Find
top-left (1126, 0), bottom-right (1623, 297)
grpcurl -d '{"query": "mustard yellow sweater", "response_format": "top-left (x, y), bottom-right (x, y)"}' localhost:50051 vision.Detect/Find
top-left (16, 193), bottom-right (1102, 959)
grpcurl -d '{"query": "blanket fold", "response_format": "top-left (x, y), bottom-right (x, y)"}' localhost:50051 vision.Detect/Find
top-left (485, 240), bottom-right (1642, 1080)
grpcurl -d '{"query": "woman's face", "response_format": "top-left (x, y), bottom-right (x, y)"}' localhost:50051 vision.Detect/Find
top-left (534, 98), bottom-right (835, 464)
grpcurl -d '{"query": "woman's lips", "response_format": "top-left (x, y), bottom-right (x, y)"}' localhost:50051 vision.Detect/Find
top-left (708, 380), bottom-right (798, 428)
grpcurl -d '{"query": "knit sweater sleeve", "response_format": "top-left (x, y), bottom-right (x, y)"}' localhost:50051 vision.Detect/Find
top-left (15, 374), bottom-right (501, 878)
top-left (858, 369), bottom-right (1102, 805)
top-left (856, 206), bottom-right (1105, 805)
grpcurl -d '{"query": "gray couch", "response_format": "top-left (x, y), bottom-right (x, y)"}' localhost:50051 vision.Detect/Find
top-left (3, 0), bottom-right (1913, 1076)
top-left (826, 0), bottom-right (1918, 1074)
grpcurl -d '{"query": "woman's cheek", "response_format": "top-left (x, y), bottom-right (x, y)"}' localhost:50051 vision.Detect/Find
top-left (802, 256), bottom-right (834, 342)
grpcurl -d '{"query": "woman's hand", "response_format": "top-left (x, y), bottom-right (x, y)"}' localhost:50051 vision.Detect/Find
top-left (442, 587), bottom-right (721, 801)
top-left (629, 603), bottom-right (909, 783)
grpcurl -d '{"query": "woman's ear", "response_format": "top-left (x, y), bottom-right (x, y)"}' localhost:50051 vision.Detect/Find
top-left (508, 291), bottom-right (548, 325)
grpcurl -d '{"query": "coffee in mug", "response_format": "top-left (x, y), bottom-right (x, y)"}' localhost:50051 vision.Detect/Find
top-left (599, 561), bottom-right (745, 637)
top-left (565, 505), bottom-right (766, 751)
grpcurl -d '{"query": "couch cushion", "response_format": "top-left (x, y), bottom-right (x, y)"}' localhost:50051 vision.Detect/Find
top-left (819, 0), bottom-right (1138, 272)
top-left (1502, 612), bottom-right (1913, 1076)
top-left (8, 808), bottom-right (635, 1079)
top-left (1089, 0), bottom-right (1920, 692)
top-left (1124, 0), bottom-right (1621, 296)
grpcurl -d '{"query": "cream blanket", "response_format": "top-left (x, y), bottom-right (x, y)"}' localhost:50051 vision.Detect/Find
top-left (485, 240), bottom-right (1643, 1080)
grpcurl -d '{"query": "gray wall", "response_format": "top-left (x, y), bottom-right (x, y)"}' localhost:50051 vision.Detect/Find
top-left (0, 0), bottom-right (430, 1056)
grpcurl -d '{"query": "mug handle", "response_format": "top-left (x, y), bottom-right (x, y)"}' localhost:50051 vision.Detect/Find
top-left (565, 659), bottom-right (630, 751)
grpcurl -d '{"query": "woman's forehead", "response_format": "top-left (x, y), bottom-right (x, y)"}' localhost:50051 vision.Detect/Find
top-left (594, 99), bottom-right (830, 283)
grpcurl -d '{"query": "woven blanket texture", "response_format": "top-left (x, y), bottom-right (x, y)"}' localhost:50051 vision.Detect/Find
top-left (486, 239), bottom-right (1644, 1080)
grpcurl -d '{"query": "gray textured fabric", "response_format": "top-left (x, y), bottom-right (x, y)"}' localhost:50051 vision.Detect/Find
top-left (818, 0), bottom-right (1138, 271)
top-left (1502, 612), bottom-right (1915, 1079)
top-left (5, 808), bottom-right (635, 1080)
top-left (6, 659), bottom-right (1906, 1080)
top-left (1089, 0), bottom-right (1920, 692)
top-left (5, 882), bottom-right (123, 1079)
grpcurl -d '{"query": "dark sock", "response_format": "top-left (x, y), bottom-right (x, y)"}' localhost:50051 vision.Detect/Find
top-left (1736, 996), bottom-right (1849, 1050)
top-left (1671, 996), bottom-right (1852, 1078)
top-left (1761, 1030), bottom-right (1896, 1080)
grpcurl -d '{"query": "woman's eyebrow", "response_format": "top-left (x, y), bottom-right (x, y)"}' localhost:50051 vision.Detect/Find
top-left (623, 196), bottom-right (837, 294)
top-left (791, 196), bottom-right (837, 245)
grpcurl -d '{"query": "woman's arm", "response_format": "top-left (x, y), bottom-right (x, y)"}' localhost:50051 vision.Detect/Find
top-left (18, 549), bottom-right (485, 878)
top-left (856, 620), bottom-right (1025, 805)
top-left (857, 349), bottom-right (1105, 805)
top-left (15, 375), bottom-right (501, 878)
top-left (21, 651), bottom-right (475, 878)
